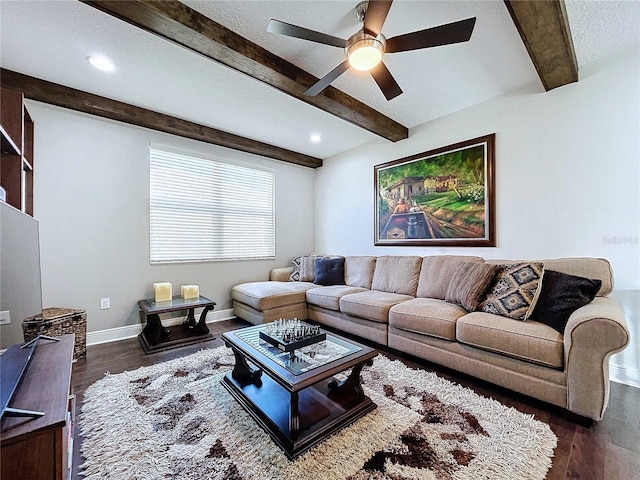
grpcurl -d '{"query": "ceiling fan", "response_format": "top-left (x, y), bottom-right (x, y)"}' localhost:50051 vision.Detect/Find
top-left (267, 0), bottom-right (476, 101)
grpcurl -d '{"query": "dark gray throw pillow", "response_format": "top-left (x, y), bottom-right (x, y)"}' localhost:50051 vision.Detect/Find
top-left (314, 257), bottom-right (345, 286)
top-left (529, 270), bottom-right (602, 333)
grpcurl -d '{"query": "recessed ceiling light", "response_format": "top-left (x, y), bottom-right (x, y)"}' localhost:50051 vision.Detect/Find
top-left (309, 134), bottom-right (322, 143)
top-left (87, 55), bottom-right (115, 73)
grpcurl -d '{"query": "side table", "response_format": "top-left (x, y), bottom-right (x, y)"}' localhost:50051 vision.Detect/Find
top-left (137, 295), bottom-right (217, 354)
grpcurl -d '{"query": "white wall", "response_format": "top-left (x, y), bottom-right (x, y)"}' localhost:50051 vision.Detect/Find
top-left (30, 104), bottom-right (316, 332)
top-left (316, 46), bottom-right (640, 290)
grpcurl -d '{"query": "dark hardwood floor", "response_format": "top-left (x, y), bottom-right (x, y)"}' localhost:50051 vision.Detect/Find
top-left (71, 319), bottom-right (640, 479)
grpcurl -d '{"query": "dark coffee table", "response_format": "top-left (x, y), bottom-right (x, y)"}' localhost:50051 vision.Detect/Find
top-left (221, 323), bottom-right (377, 459)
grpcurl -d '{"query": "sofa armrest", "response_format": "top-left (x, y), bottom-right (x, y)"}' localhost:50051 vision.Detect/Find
top-left (269, 267), bottom-right (292, 281)
top-left (563, 296), bottom-right (630, 420)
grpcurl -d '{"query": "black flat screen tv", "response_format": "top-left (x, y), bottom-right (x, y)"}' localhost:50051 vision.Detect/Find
top-left (0, 202), bottom-right (44, 418)
top-left (0, 340), bottom-right (38, 419)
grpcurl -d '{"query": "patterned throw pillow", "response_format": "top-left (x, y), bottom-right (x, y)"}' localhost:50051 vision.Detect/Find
top-left (299, 255), bottom-right (323, 282)
top-left (288, 256), bottom-right (302, 281)
top-left (480, 263), bottom-right (543, 320)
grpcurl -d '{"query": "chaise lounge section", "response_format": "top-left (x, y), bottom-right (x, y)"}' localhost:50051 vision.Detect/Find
top-left (231, 255), bottom-right (629, 421)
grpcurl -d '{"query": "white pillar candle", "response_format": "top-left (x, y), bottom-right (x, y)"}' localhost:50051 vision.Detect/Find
top-left (153, 282), bottom-right (172, 302)
top-left (181, 284), bottom-right (199, 299)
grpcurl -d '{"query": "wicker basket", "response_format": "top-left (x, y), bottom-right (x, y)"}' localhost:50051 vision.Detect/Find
top-left (23, 307), bottom-right (87, 359)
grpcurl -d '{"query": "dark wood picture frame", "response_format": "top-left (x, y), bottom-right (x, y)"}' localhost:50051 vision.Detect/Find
top-left (374, 134), bottom-right (495, 247)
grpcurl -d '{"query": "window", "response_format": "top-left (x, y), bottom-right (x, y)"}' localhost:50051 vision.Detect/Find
top-left (149, 146), bottom-right (275, 263)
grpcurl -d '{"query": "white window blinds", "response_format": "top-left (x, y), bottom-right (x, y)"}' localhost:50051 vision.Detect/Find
top-left (149, 146), bottom-right (275, 263)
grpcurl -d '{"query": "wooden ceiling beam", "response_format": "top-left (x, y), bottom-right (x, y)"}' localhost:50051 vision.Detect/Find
top-left (0, 69), bottom-right (322, 169)
top-left (81, 0), bottom-right (408, 142)
top-left (504, 0), bottom-right (578, 91)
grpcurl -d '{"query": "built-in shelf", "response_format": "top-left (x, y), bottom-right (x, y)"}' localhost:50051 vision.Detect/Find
top-left (1, 87), bottom-right (34, 216)
top-left (1, 124), bottom-right (20, 155)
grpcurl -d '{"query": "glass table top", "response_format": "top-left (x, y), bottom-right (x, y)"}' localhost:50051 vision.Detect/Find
top-left (138, 295), bottom-right (215, 314)
top-left (234, 323), bottom-right (362, 375)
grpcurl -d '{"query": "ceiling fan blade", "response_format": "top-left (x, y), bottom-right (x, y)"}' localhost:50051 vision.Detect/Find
top-left (267, 19), bottom-right (347, 48)
top-left (386, 17), bottom-right (476, 53)
top-left (363, 0), bottom-right (393, 37)
top-left (370, 61), bottom-right (403, 100)
top-left (304, 60), bottom-right (351, 96)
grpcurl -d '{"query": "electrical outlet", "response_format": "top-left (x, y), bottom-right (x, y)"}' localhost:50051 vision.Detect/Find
top-left (0, 310), bottom-right (11, 325)
top-left (100, 297), bottom-right (111, 310)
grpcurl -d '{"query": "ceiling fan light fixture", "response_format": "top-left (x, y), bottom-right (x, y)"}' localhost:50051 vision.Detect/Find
top-left (346, 33), bottom-right (385, 71)
top-left (268, 3), bottom-right (476, 101)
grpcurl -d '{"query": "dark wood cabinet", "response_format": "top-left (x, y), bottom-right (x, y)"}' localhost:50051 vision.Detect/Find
top-left (1, 335), bottom-right (75, 480)
top-left (1, 87), bottom-right (34, 215)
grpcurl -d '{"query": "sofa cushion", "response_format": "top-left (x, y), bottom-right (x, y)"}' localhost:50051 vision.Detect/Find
top-left (445, 262), bottom-right (501, 311)
top-left (528, 270), bottom-right (602, 333)
top-left (542, 258), bottom-right (612, 296)
top-left (344, 256), bottom-right (377, 289)
top-left (416, 255), bottom-right (484, 299)
top-left (314, 257), bottom-right (345, 286)
top-left (306, 285), bottom-right (368, 311)
top-left (389, 298), bottom-right (468, 341)
top-left (340, 290), bottom-right (414, 323)
top-left (231, 281), bottom-right (315, 311)
top-left (371, 256), bottom-right (422, 296)
top-left (234, 301), bottom-right (308, 325)
top-left (456, 312), bottom-right (564, 368)
top-left (479, 262), bottom-right (544, 320)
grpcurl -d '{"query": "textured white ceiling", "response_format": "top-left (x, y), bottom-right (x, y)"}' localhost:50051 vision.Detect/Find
top-left (182, 0), bottom-right (539, 128)
top-left (565, 0), bottom-right (640, 66)
top-left (1, 0), bottom-right (638, 161)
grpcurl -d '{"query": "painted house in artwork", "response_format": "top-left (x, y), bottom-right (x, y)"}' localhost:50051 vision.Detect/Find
top-left (385, 174), bottom-right (459, 200)
top-left (384, 176), bottom-right (424, 200)
top-left (424, 175), bottom-right (458, 193)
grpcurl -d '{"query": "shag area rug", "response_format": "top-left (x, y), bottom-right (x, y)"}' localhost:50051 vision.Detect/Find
top-left (80, 346), bottom-right (557, 480)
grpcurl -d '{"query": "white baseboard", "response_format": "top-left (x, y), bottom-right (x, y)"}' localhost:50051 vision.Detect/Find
top-left (86, 308), bottom-right (235, 346)
top-left (610, 364), bottom-right (640, 389)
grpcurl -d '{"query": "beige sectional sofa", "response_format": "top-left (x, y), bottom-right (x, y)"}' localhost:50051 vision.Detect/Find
top-left (231, 255), bottom-right (629, 421)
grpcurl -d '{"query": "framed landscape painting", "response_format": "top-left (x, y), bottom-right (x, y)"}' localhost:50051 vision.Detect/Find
top-left (374, 134), bottom-right (495, 247)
